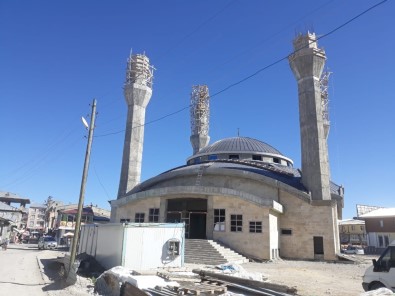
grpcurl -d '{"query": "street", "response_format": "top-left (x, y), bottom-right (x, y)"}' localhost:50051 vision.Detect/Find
top-left (0, 243), bottom-right (50, 295)
top-left (0, 243), bottom-right (93, 296)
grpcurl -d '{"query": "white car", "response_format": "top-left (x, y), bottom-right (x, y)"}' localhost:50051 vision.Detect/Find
top-left (38, 236), bottom-right (57, 250)
top-left (344, 246), bottom-right (364, 255)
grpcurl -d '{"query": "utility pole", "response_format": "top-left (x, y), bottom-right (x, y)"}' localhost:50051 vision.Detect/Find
top-left (68, 99), bottom-right (97, 279)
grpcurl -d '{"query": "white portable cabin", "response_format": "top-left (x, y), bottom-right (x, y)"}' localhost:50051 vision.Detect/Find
top-left (78, 223), bottom-right (184, 271)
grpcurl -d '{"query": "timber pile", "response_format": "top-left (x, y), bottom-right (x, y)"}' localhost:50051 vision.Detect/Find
top-left (175, 279), bottom-right (227, 295)
top-left (157, 271), bottom-right (200, 282)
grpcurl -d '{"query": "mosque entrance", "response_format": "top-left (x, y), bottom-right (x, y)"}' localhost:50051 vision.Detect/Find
top-left (166, 198), bottom-right (207, 239)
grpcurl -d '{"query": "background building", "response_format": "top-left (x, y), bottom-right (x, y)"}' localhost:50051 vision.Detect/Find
top-left (0, 191), bottom-right (30, 243)
top-left (26, 203), bottom-right (46, 234)
top-left (359, 208), bottom-right (395, 250)
top-left (339, 219), bottom-right (367, 246)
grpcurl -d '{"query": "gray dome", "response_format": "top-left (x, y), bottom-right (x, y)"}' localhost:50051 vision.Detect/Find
top-left (196, 137), bottom-right (283, 156)
top-left (186, 136), bottom-right (293, 167)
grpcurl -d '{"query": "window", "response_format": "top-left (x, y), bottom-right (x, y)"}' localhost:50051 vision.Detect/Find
top-left (385, 235), bottom-right (390, 247)
top-left (378, 234), bottom-right (390, 248)
top-left (214, 209), bottom-right (225, 231)
top-left (208, 154), bottom-right (218, 161)
top-left (273, 158), bottom-right (280, 164)
top-left (135, 213), bottom-right (145, 223)
top-left (229, 155), bottom-right (239, 160)
top-left (378, 235), bottom-right (384, 247)
top-left (149, 208), bottom-right (159, 222)
top-left (120, 218), bottom-right (130, 223)
top-left (230, 215), bottom-right (242, 232)
top-left (281, 229), bottom-right (292, 235)
top-left (194, 157), bottom-right (201, 164)
top-left (249, 221), bottom-right (262, 233)
top-left (351, 225), bottom-right (355, 231)
top-left (360, 226), bottom-right (364, 231)
top-left (252, 155), bottom-right (262, 161)
top-left (380, 220), bottom-right (384, 228)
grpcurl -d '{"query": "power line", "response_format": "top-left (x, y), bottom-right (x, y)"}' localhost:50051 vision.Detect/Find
top-left (94, 0), bottom-right (387, 138)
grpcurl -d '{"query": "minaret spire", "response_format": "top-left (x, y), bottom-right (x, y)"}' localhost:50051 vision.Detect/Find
top-left (117, 52), bottom-right (154, 198)
top-left (190, 85), bottom-right (210, 154)
top-left (288, 32), bottom-right (331, 201)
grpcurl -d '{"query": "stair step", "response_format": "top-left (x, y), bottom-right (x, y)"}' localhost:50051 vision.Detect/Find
top-left (184, 239), bottom-right (249, 265)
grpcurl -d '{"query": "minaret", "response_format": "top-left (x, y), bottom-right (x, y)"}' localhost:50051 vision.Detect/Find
top-left (190, 85), bottom-right (210, 154)
top-left (289, 32), bottom-right (331, 201)
top-left (117, 52), bottom-right (154, 199)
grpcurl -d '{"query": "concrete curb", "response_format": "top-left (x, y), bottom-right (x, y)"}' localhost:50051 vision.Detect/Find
top-left (36, 253), bottom-right (52, 285)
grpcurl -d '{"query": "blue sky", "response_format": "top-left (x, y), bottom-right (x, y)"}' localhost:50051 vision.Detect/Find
top-left (1, 0), bottom-right (394, 219)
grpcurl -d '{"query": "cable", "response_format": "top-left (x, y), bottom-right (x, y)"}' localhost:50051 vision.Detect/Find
top-left (97, 1), bottom-right (236, 112)
top-left (155, 0), bottom-right (237, 63)
top-left (93, 165), bottom-right (111, 200)
top-left (94, 0), bottom-right (388, 138)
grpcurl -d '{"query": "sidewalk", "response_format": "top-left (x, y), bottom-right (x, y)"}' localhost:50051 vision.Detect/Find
top-left (35, 248), bottom-right (95, 295)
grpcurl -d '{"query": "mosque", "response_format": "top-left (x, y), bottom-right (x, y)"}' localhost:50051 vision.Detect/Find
top-left (110, 32), bottom-right (344, 261)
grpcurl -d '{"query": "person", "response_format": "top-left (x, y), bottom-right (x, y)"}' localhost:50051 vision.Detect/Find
top-left (2, 237), bottom-right (9, 251)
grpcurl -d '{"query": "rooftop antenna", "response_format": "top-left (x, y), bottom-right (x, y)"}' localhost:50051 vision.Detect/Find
top-left (237, 128), bottom-right (240, 137)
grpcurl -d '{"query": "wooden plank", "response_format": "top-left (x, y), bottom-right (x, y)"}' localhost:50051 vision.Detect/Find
top-left (121, 282), bottom-right (150, 296)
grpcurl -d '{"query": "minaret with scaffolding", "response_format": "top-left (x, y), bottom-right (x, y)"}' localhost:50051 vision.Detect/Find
top-left (117, 52), bottom-right (154, 199)
top-left (190, 85), bottom-right (210, 154)
top-left (289, 32), bottom-right (331, 201)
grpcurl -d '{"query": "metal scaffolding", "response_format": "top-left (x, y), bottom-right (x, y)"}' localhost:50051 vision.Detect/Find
top-left (125, 51), bottom-right (155, 88)
top-left (320, 71), bottom-right (331, 124)
top-left (190, 85), bottom-right (209, 136)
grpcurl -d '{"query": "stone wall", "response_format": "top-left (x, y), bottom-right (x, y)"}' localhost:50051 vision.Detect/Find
top-left (112, 197), bottom-right (160, 223)
top-left (211, 195), bottom-right (272, 259)
top-left (279, 190), bottom-right (338, 260)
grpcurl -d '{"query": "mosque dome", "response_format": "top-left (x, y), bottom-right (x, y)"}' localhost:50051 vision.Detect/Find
top-left (186, 136), bottom-right (293, 167)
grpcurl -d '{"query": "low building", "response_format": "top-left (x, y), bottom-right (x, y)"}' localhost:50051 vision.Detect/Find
top-left (78, 223), bottom-right (185, 271)
top-left (0, 202), bottom-right (25, 243)
top-left (54, 205), bottom-right (110, 244)
top-left (338, 219), bottom-right (367, 246)
top-left (359, 208), bottom-right (395, 249)
top-left (0, 191), bottom-right (30, 243)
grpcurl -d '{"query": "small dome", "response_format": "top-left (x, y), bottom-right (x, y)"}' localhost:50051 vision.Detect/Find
top-left (197, 137), bottom-right (283, 155)
top-left (187, 137), bottom-right (293, 167)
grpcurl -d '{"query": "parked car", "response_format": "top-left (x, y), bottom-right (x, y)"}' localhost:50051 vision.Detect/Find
top-left (38, 236), bottom-right (57, 250)
top-left (344, 245), bottom-right (364, 255)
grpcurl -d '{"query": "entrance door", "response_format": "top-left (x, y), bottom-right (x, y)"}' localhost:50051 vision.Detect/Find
top-left (189, 213), bottom-right (206, 239)
top-left (167, 198), bottom-right (207, 239)
top-left (314, 236), bottom-right (324, 257)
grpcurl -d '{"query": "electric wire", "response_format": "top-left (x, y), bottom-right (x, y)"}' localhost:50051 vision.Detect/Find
top-left (94, 0), bottom-right (335, 132)
top-left (94, 0), bottom-right (387, 138)
top-left (93, 0), bottom-right (236, 113)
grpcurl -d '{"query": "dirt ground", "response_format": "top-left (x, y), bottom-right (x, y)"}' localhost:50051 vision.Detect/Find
top-left (240, 255), bottom-right (379, 296)
top-left (36, 248), bottom-right (379, 296)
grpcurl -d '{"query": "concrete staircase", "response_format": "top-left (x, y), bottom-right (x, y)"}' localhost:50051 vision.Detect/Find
top-left (185, 239), bottom-right (249, 265)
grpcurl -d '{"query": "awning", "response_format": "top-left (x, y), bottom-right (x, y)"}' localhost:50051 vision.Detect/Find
top-left (63, 232), bottom-right (74, 237)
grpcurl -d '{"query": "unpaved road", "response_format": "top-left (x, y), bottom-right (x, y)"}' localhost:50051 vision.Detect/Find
top-left (0, 243), bottom-right (48, 296)
top-left (241, 256), bottom-right (378, 296)
top-left (1, 243), bottom-right (378, 296)
top-left (0, 243), bottom-right (93, 296)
